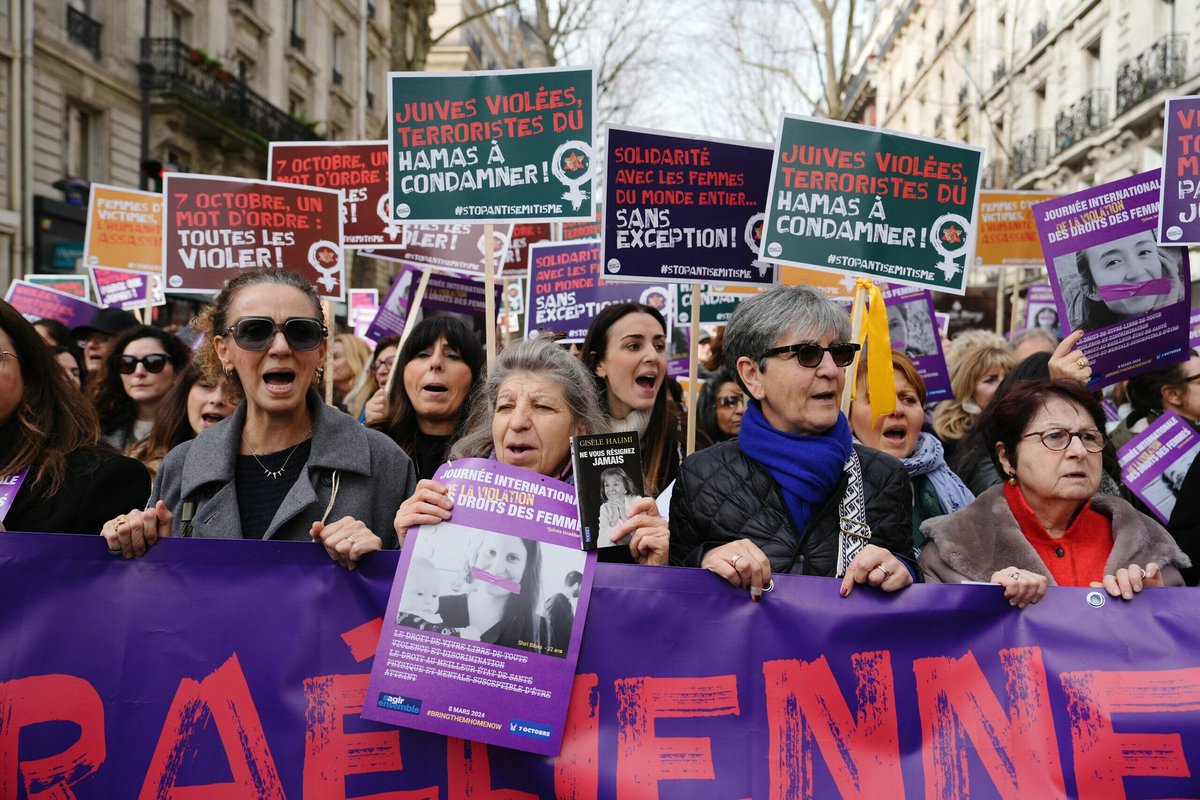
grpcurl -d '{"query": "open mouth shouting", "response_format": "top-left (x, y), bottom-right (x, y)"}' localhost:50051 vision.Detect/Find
top-left (262, 368), bottom-right (297, 396)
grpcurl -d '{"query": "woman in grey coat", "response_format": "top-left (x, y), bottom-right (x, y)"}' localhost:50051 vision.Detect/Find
top-left (102, 269), bottom-right (415, 569)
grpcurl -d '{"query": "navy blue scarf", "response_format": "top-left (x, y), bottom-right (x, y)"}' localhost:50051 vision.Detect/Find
top-left (738, 401), bottom-right (852, 536)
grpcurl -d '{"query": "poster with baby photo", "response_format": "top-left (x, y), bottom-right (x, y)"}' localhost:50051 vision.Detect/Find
top-left (1117, 410), bottom-right (1200, 524)
top-left (570, 431), bottom-right (645, 550)
top-left (1033, 171), bottom-right (1191, 389)
top-left (881, 284), bottom-right (951, 402)
top-left (363, 458), bottom-right (595, 756)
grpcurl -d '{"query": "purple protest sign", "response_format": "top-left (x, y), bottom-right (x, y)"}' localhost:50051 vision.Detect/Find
top-left (0, 467), bottom-right (29, 524)
top-left (1034, 171), bottom-right (1191, 389)
top-left (1117, 410), bottom-right (1200, 523)
top-left (1191, 307), bottom-right (1200, 351)
top-left (526, 239), bottom-right (663, 341)
top-left (4, 532), bottom-right (1200, 798)
top-left (349, 288), bottom-right (379, 342)
top-left (365, 265), bottom-right (418, 341)
top-left (882, 283), bottom-right (951, 401)
top-left (363, 459), bottom-right (593, 755)
top-left (4, 279), bottom-right (99, 327)
top-left (88, 266), bottom-right (164, 311)
top-left (1158, 97), bottom-right (1200, 245)
top-left (365, 264), bottom-right (500, 343)
top-left (1024, 283), bottom-right (1064, 339)
top-left (362, 222), bottom-right (515, 276)
top-left (602, 126), bottom-right (777, 287)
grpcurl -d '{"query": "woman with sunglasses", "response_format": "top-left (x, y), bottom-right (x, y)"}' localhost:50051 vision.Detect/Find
top-left (695, 366), bottom-right (745, 449)
top-left (920, 380), bottom-right (1188, 605)
top-left (90, 326), bottom-right (190, 452)
top-left (102, 270), bottom-right (416, 568)
top-left (352, 335), bottom-right (400, 424)
top-left (0, 300), bottom-right (150, 534)
top-left (669, 285), bottom-right (918, 600)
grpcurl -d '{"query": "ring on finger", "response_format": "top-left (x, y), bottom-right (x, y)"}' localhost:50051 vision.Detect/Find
top-left (728, 553), bottom-right (742, 568)
top-left (1010, 570), bottom-right (1019, 580)
top-left (874, 563), bottom-right (891, 577)
top-left (347, 535), bottom-right (356, 546)
top-left (1134, 566), bottom-right (1146, 580)
top-left (115, 515), bottom-right (127, 531)
top-left (1076, 357), bottom-right (1088, 370)
top-left (108, 547), bottom-right (122, 556)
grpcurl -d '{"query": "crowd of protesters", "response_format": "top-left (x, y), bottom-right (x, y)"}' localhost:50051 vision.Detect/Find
top-left (0, 269), bottom-right (1190, 626)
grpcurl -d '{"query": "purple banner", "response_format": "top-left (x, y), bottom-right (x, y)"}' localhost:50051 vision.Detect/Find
top-left (88, 266), bottom-right (164, 311)
top-left (1034, 171), bottom-right (1191, 389)
top-left (602, 127), bottom-right (777, 287)
top-left (1117, 409), bottom-right (1200, 524)
top-left (882, 283), bottom-right (951, 402)
top-left (364, 460), bottom-right (593, 754)
top-left (1024, 283), bottom-right (1064, 339)
top-left (4, 533), bottom-right (1200, 797)
top-left (4, 279), bottom-right (99, 327)
top-left (1159, 97), bottom-right (1200, 245)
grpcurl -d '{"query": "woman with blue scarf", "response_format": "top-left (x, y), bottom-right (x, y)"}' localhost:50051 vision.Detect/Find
top-left (669, 286), bottom-right (919, 599)
top-left (848, 351), bottom-right (974, 550)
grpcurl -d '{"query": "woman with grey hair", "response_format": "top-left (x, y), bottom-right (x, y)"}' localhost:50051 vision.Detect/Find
top-left (393, 335), bottom-right (670, 564)
top-left (669, 285), bottom-right (919, 599)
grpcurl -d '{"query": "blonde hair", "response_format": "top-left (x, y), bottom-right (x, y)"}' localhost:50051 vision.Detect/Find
top-left (932, 344), bottom-right (1018, 442)
top-left (333, 333), bottom-right (372, 415)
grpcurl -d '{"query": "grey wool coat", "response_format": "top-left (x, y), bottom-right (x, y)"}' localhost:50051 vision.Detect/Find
top-left (151, 396), bottom-right (415, 547)
top-left (919, 483), bottom-right (1190, 586)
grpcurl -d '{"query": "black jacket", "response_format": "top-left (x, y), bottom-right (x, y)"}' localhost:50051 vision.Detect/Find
top-left (6, 446), bottom-right (151, 535)
top-left (669, 440), bottom-right (917, 577)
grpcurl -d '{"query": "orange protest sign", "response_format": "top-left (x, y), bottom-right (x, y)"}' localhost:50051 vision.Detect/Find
top-left (82, 184), bottom-right (164, 275)
top-left (975, 190), bottom-right (1058, 268)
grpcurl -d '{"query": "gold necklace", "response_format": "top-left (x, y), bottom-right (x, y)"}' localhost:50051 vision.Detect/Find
top-left (246, 429), bottom-right (312, 480)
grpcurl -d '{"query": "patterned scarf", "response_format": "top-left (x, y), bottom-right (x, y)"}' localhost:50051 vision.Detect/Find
top-left (898, 432), bottom-right (975, 514)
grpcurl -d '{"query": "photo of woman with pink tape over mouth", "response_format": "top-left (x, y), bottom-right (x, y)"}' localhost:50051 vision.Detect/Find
top-left (1067, 230), bottom-right (1186, 331)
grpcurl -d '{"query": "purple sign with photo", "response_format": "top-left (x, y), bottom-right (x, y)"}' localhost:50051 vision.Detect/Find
top-left (4, 279), bottom-right (99, 327)
top-left (882, 284), bottom-right (951, 402)
top-left (366, 264), bottom-right (499, 342)
top-left (363, 459), bottom-right (594, 755)
top-left (1024, 283), bottom-right (1064, 339)
top-left (1158, 96), bottom-right (1200, 246)
top-left (1034, 171), bottom-right (1191, 389)
top-left (1117, 410), bottom-right (1200, 524)
top-left (602, 127), bottom-right (777, 287)
top-left (88, 266), bottom-right (163, 311)
top-left (526, 240), bottom-right (660, 341)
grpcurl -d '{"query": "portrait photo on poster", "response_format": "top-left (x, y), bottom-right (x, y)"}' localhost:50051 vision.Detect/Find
top-left (596, 467), bottom-right (639, 548)
top-left (886, 298), bottom-right (938, 358)
top-left (1026, 303), bottom-right (1063, 339)
top-left (1054, 229), bottom-right (1186, 332)
top-left (396, 522), bottom-right (586, 659)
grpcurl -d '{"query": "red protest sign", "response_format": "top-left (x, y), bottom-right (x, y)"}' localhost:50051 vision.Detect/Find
top-left (163, 174), bottom-right (345, 301)
top-left (269, 141), bottom-right (396, 249)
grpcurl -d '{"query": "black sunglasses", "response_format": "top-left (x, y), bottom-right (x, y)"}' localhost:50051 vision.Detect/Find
top-left (221, 317), bottom-right (327, 352)
top-left (761, 341), bottom-right (860, 368)
top-left (119, 353), bottom-right (171, 374)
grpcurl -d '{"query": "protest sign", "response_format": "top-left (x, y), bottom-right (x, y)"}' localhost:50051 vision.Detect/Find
top-left (387, 67), bottom-right (595, 223)
top-left (674, 284), bottom-right (741, 324)
top-left (364, 459), bottom-right (592, 755)
top-left (882, 284), bottom-right (951, 402)
top-left (760, 116), bottom-right (983, 294)
top-left (366, 264), bottom-right (498, 342)
top-left (1034, 170), bottom-right (1190, 388)
top-left (269, 140), bottom-right (397, 248)
top-left (562, 209), bottom-right (601, 240)
top-left (1024, 284), bottom-right (1064, 339)
top-left (88, 267), bottom-right (165, 311)
top-left (1159, 96), bottom-right (1200, 245)
top-left (366, 268), bottom-right (418, 341)
top-left (361, 222), bottom-right (514, 275)
top-left (526, 240), bottom-right (663, 341)
top-left (81, 184), bottom-right (163, 274)
top-left (976, 190), bottom-right (1057, 267)
top-left (4, 279), bottom-right (98, 327)
top-left (602, 126), bottom-right (777, 287)
top-left (935, 310), bottom-right (950, 338)
top-left (4, 531), bottom-right (1200, 799)
top-left (1118, 410), bottom-right (1200, 523)
top-left (163, 174), bottom-right (345, 301)
top-left (505, 222), bottom-right (551, 272)
top-left (23, 274), bottom-right (90, 299)
top-left (349, 289), bottom-right (379, 341)
top-left (1191, 307), bottom-right (1200, 350)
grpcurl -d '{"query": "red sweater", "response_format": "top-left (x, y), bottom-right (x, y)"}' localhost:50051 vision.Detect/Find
top-left (1004, 482), bottom-right (1113, 586)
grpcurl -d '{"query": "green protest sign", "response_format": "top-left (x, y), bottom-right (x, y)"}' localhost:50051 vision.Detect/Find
top-left (387, 67), bottom-right (595, 224)
top-left (674, 285), bottom-right (742, 324)
top-left (760, 115), bottom-right (983, 295)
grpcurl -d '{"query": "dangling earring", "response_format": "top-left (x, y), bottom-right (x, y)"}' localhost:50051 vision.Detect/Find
top-left (1007, 473), bottom-right (1017, 486)
top-left (224, 366), bottom-right (234, 380)
top-left (315, 366), bottom-right (325, 380)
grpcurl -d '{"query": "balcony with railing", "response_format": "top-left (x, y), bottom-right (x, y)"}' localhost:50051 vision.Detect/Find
top-left (1055, 88), bottom-right (1108, 153)
top-left (144, 38), bottom-right (321, 144)
top-left (67, 5), bottom-right (102, 58)
top-left (1116, 34), bottom-right (1187, 115)
top-left (1030, 19), bottom-right (1048, 48)
top-left (1010, 129), bottom-right (1052, 177)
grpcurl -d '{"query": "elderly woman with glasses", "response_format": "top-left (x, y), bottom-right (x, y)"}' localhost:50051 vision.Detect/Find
top-left (920, 380), bottom-right (1189, 607)
top-left (669, 285), bottom-right (919, 600)
top-left (102, 269), bottom-right (416, 569)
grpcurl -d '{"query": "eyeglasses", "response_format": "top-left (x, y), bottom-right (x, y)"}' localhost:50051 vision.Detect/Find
top-left (119, 353), bottom-right (171, 374)
top-left (1022, 428), bottom-right (1106, 453)
top-left (0, 350), bottom-right (18, 370)
top-left (374, 356), bottom-right (396, 373)
top-left (761, 341), bottom-right (860, 368)
top-left (716, 394), bottom-right (745, 409)
top-left (221, 317), bottom-right (327, 352)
